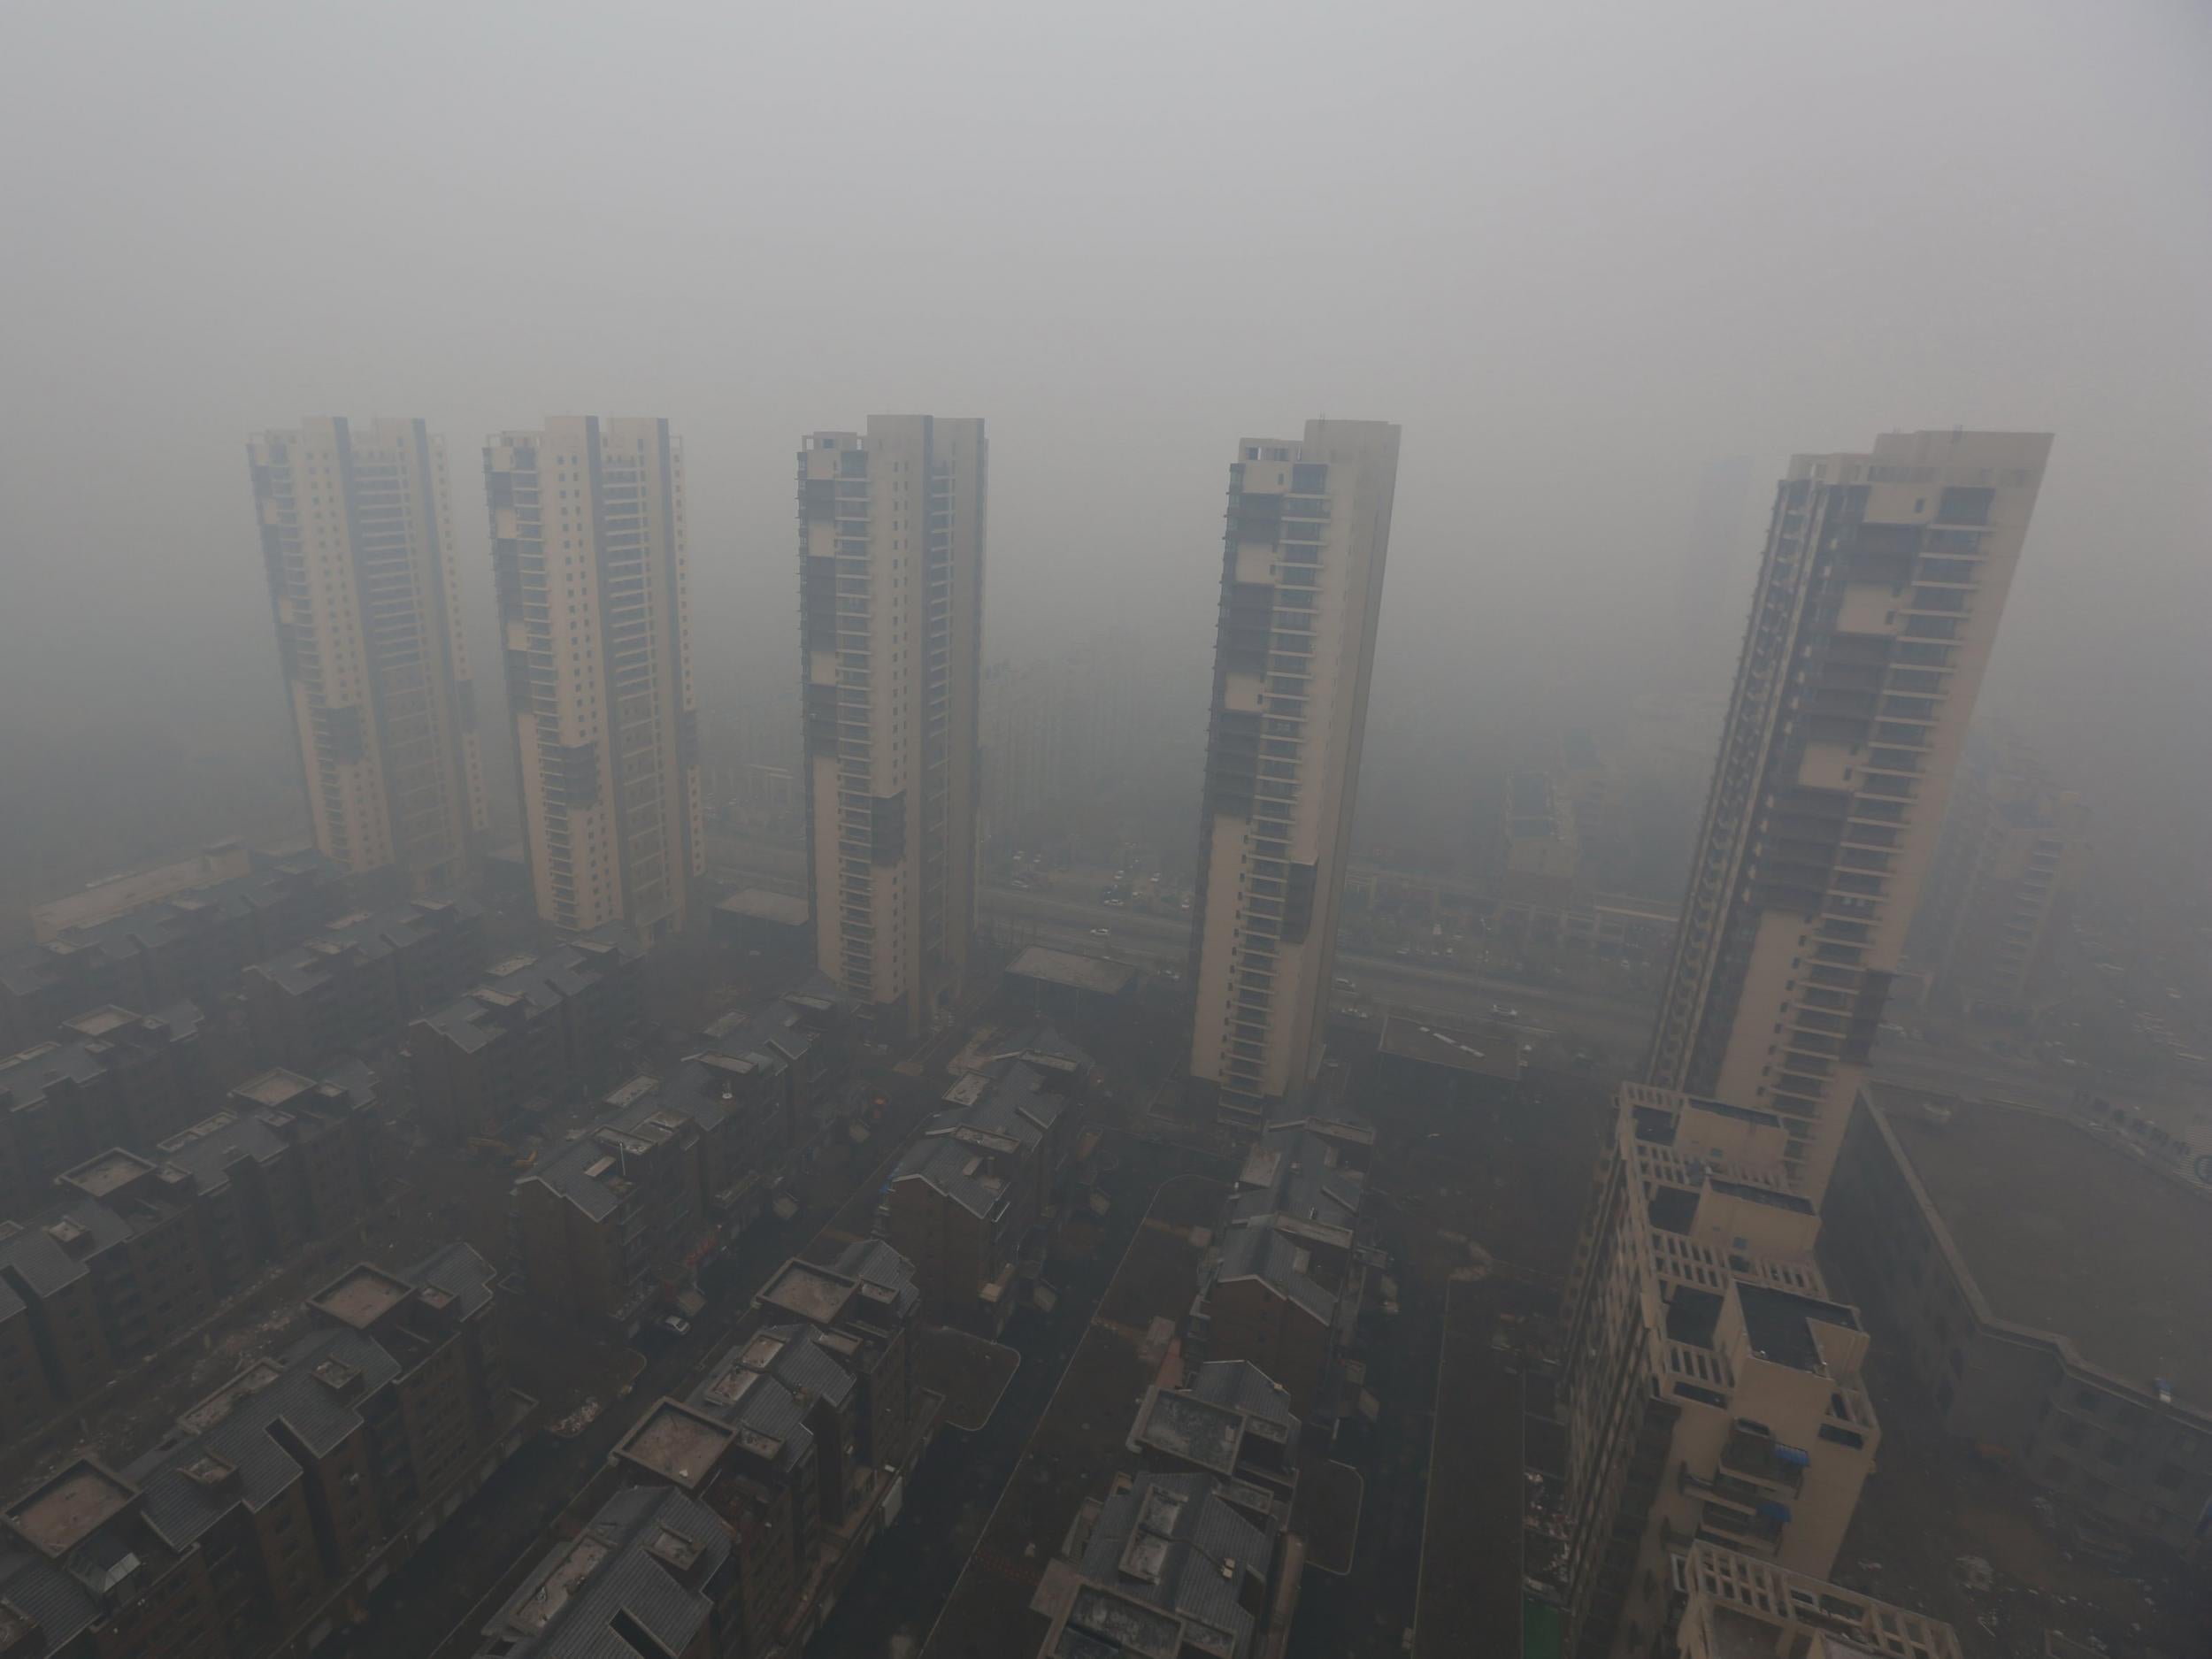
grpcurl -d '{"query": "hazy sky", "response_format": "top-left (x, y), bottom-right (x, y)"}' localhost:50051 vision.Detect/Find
top-left (3, 0), bottom-right (2208, 876)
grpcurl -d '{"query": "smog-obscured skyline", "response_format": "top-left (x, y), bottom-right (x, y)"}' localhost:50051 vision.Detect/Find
top-left (3, 0), bottom-right (2208, 910)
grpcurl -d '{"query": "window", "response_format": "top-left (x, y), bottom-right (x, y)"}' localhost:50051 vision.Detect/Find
top-left (1938, 486), bottom-right (1994, 525)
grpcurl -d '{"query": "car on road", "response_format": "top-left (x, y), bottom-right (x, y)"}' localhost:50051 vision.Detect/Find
top-left (1490, 1002), bottom-right (1519, 1018)
top-left (1090, 926), bottom-right (1111, 937)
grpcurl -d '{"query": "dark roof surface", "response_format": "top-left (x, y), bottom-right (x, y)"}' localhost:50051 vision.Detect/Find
top-left (1881, 1095), bottom-right (2212, 1405)
top-left (484, 1485), bottom-right (731, 1658)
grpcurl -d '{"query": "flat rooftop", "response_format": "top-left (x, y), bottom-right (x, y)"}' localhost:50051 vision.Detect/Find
top-left (757, 1259), bottom-right (854, 1326)
top-left (309, 1263), bottom-right (413, 1329)
top-left (1006, 946), bottom-right (1139, 996)
top-left (232, 1067), bottom-right (315, 1108)
top-left (1880, 1094), bottom-right (2212, 1407)
top-left (1378, 1013), bottom-right (1525, 1080)
top-left (613, 1401), bottom-right (735, 1491)
top-left (716, 887), bottom-right (810, 926)
top-left (61, 1004), bottom-right (142, 1040)
top-left (59, 1148), bottom-right (155, 1200)
top-left (5, 1460), bottom-right (135, 1558)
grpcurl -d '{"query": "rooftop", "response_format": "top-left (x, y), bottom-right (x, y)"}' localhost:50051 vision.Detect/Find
top-left (1066, 1471), bottom-right (1271, 1659)
top-left (247, 895), bottom-right (481, 997)
top-left (757, 1259), bottom-right (857, 1326)
top-left (309, 1264), bottom-right (414, 1329)
top-left (58, 1148), bottom-right (155, 1200)
top-left (1877, 1092), bottom-right (2212, 1408)
top-left (1377, 1012), bottom-right (1525, 1079)
top-left (484, 1486), bottom-right (731, 1657)
top-left (612, 1400), bottom-right (736, 1491)
top-left (1006, 945), bottom-right (1139, 996)
top-left (1735, 1285), bottom-right (1860, 1375)
top-left (58, 1004), bottom-right (142, 1041)
top-left (2, 852), bottom-right (336, 999)
top-left (1211, 1218), bottom-right (1336, 1325)
top-left (4, 1460), bottom-right (136, 1559)
top-left (758, 1239), bottom-right (920, 1330)
top-left (715, 887), bottom-right (810, 926)
top-left (416, 934), bottom-right (636, 1052)
top-left (232, 1067), bottom-right (318, 1108)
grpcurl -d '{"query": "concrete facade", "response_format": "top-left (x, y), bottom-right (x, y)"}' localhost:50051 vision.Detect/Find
top-left (797, 417), bottom-right (986, 1035)
top-left (1830, 1091), bottom-right (2212, 1551)
top-left (1907, 732), bottom-right (2088, 1018)
top-left (486, 419), bottom-right (703, 940)
top-left (1189, 421), bottom-right (1401, 1127)
top-left (408, 935), bottom-right (645, 1141)
top-left (0, 1001), bottom-right (208, 1217)
top-left (1669, 1540), bottom-right (1960, 1659)
top-left (250, 419), bottom-right (488, 889)
top-left (1645, 431), bottom-right (2052, 1202)
top-left (1, 854), bottom-right (341, 1054)
top-left (1558, 1087), bottom-right (1879, 1659)
top-left (878, 1038), bottom-right (1086, 1333)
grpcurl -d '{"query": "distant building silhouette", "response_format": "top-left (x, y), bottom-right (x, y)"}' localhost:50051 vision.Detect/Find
top-left (249, 419), bottom-right (488, 889)
top-left (797, 417), bottom-right (986, 1035)
top-left (484, 419), bottom-right (702, 940)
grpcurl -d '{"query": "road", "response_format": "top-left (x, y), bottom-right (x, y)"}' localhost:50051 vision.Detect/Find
top-left (985, 887), bottom-right (1656, 1052)
top-left (709, 833), bottom-right (2166, 1126)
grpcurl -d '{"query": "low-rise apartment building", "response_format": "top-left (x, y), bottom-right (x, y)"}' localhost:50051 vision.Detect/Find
top-left (513, 1112), bottom-right (701, 1331)
top-left (1034, 1471), bottom-right (1301, 1659)
top-left (1558, 1087), bottom-right (1880, 1659)
top-left (0, 1457), bottom-right (229, 1659)
top-left (0, 1061), bottom-right (380, 1450)
top-left (49, 1149), bottom-right (224, 1364)
top-left (151, 1062), bottom-right (381, 1296)
top-left (0, 853), bottom-right (342, 1051)
top-left (0, 1001), bottom-right (208, 1217)
top-left (601, 1273), bottom-right (932, 1659)
top-left (694, 983), bottom-right (856, 1156)
top-left (756, 1240), bottom-right (922, 1477)
top-left (1191, 1119), bottom-right (1371, 1427)
top-left (0, 1212), bottom-right (112, 1432)
top-left (878, 1033), bottom-right (1088, 1333)
top-left (1127, 1359), bottom-right (1302, 1523)
top-left (242, 895), bottom-right (487, 1071)
top-left (408, 933), bottom-right (643, 1140)
top-left (118, 1243), bottom-right (523, 1658)
top-left (474, 1486), bottom-right (739, 1659)
top-left (1829, 1088), bottom-right (2212, 1551)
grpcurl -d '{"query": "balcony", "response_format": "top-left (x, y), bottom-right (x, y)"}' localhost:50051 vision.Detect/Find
top-left (1718, 1425), bottom-right (1807, 1494)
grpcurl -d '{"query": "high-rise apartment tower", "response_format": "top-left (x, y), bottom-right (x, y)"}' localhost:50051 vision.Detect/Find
top-left (250, 418), bottom-right (488, 890)
top-left (485, 418), bottom-right (702, 940)
top-left (1645, 430), bottom-right (2050, 1199)
top-left (1189, 420), bottom-right (1401, 1128)
top-left (798, 417), bottom-right (986, 1033)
